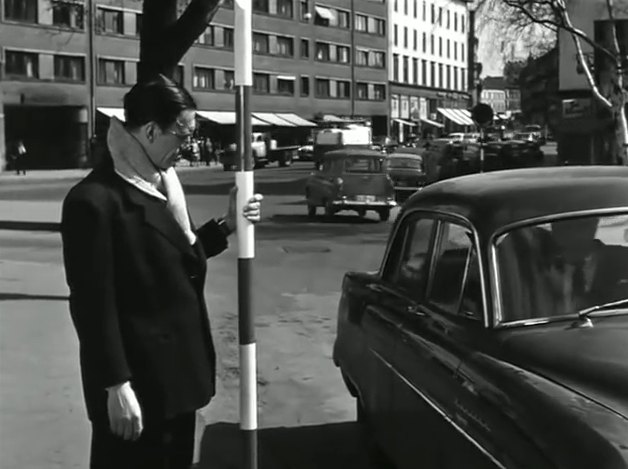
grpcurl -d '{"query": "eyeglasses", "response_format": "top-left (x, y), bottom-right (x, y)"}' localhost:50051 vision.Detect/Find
top-left (168, 120), bottom-right (195, 142)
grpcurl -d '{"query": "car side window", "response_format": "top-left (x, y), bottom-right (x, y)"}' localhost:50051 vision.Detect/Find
top-left (428, 222), bottom-right (482, 319)
top-left (386, 217), bottom-right (436, 301)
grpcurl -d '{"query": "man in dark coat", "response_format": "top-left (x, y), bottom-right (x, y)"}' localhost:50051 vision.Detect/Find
top-left (61, 76), bottom-right (262, 468)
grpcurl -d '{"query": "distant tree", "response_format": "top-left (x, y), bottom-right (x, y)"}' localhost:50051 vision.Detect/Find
top-left (475, 0), bottom-right (628, 164)
top-left (138, 0), bottom-right (224, 82)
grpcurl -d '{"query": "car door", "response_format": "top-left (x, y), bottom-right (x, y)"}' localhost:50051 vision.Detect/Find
top-left (306, 157), bottom-right (336, 205)
top-left (355, 214), bottom-right (438, 456)
top-left (390, 218), bottom-right (501, 469)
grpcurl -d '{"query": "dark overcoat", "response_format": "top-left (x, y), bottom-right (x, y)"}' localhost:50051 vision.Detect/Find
top-left (61, 161), bottom-right (228, 424)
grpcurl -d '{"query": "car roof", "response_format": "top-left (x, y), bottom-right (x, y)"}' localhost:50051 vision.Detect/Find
top-left (323, 148), bottom-right (384, 158)
top-left (404, 166), bottom-right (628, 238)
top-left (389, 152), bottom-right (423, 159)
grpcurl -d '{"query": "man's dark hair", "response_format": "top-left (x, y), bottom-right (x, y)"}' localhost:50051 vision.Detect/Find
top-left (123, 74), bottom-right (197, 130)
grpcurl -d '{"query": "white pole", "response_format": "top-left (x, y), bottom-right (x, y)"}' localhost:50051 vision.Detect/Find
top-left (234, 0), bottom-right (257, 468)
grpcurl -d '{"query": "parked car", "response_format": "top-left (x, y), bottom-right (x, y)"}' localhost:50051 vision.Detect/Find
top-left (386, 149), bottom-right (426, 203)
top-left (305, 149), bottom-right (397, 221)
top-left (524, 124), bottom-right (546, 144)
top-left (333, 166), bottom-right (628, 469)
top-left (297, 144), bottom-right (314, 161)
top-left (447, 132), bottom-right (465, 143)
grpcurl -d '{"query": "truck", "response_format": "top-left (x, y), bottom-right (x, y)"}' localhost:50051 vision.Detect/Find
top-left (313, 125), bottom-right (373, 169)
top-left (219, 132), bottom-right (299, 170)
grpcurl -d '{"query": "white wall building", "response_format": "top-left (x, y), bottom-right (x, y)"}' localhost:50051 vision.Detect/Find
top-left (388, 0), bottom-right (473, 140)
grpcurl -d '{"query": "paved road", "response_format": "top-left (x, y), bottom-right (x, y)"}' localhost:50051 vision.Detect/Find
top-left (0, 162), bottom-right (397, 469)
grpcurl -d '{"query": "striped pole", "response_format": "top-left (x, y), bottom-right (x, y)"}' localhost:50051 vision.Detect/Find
top-left (234, 0), bottom-right (257, 469)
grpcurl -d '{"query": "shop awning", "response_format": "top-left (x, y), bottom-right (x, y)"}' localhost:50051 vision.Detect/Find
top-left (98, 107), bottom-right (125, 121)
top-left (276, 113), bottom-right (317, 127)
top-left (314, 5), bottom-right (335, 20)
top-left (393, 118), bottom-right (417, 127)
top-left (437, 108), bottom-right (474, 126)
top-left (196, 111), bottom-right (269, 126)
top-left (321, 114), bottom-right (352, 123)
top-left (419, 117), bottom-right (444, 128)
top-left (252, 112), bottom-right (296, 126)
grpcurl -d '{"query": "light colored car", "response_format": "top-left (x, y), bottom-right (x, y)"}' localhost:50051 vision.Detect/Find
top-left (447, 132), bottom-right (465, 143)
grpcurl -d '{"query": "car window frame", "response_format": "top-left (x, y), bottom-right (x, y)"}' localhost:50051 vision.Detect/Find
top-left (379, 208), bottom-right (489, 326)
top-left (490, 207), bottom-right (628, 328)
top-left (380, 211), bottom-right (439, 298)
top-left (425, 217), bottom-right (484, 323)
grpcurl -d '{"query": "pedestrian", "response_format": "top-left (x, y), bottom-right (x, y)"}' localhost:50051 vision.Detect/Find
top-left (13, 140), bottom-right (27, 175)
top-left (60, 74), bottom-right (263, 469)
top-left (204, 137), bottom-right (214, 166)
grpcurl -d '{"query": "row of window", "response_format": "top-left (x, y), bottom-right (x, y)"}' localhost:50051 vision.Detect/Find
top-left (193, 67), bottom-right (386, 100)
top-left (4, 0), bottom-right (387, 37)
top-left (393, 27), bottom-right (466, 61)
top-left (3, 50), bottom-right (386, 100)
top-left (393, 0), bottom-right (466, 33)
top-left (4, 0), bottom-right (143, 35)
top-left (198, 26), bottom-right (386, 68)
top-left (392, 54), bottom-right (467, 91)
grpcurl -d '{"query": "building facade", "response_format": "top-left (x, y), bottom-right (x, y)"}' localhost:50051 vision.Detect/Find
top-left (519, 47), bottom-right (559, 133)
top-left (557, 0), bottom-right (627, 165)
top-left (1, 0), bottom-right (389, 169)
top-left (388, 0), bottom-right (472, 142)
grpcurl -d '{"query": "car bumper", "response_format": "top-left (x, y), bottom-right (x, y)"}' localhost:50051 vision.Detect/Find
top-left (332, 199), bottom-right (397, 208)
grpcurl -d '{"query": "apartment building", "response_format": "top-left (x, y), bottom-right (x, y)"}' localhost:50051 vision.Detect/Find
top-left (1, 0), bottom-right (389, 169)
top-left (388, 0), bottom-right (472, 142)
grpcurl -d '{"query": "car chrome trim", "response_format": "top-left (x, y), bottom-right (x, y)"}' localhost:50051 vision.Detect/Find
top-left (489, 208), bottom-right (628, 326)
top-left (332, 200), bottom-right (397, 206)
top-left (371, 349), bottom-right (507, 469)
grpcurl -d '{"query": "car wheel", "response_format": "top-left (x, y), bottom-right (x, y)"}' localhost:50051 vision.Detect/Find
top-left (356, 208), bottom-right (366, 218)
top-left (379, 209), bottom-right (390, 222)
top-left (307, 204), bottom-right (316, 217)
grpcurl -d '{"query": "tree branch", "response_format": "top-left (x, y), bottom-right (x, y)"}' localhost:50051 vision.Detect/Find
top-left (164, 0), bottom-right (224, 65)
top-left (562, 6), bottom-right (613, 109)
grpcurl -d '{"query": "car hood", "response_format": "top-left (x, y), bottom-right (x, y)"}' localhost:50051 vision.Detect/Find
top-left (499, 316), bottom-right (628, 419)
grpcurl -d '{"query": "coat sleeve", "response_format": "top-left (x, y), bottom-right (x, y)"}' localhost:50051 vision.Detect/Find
top-left (195, 219), bottom-right (229, 259)
top-left (61, 192), bottom-right (131, 388)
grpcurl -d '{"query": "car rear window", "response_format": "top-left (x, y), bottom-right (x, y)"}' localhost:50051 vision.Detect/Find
top-left (343, 157), bottom-right (385, 173)
top-left (388, 157), bottom-right (423, 169)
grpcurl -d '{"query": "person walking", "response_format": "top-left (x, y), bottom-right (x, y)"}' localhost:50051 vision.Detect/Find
top-left (60, 75), bottom-right (263, 469)
top-left (13, 140), bottom-right (27, 175)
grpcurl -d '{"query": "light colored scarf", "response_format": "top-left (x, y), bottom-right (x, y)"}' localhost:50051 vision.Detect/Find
top-left (107, 117), bottom-right (197, 245)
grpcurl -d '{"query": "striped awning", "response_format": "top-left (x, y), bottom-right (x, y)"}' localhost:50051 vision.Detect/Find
top-left (419, 116), bottom-right (444, 128)
top-left (275, 113), bottom-right (317, 127)
top-left (252, 112), bottom-right (296, 126)
top-left (98, 107), bottom-right (125, 121)
top-left (437, 108), bottom-right (475, 126)
top-left (196, 111), bottom-right (269, 126)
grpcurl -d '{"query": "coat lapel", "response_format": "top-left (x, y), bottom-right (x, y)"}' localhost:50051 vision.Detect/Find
top-left (118, 177), bottom-right (196, 256)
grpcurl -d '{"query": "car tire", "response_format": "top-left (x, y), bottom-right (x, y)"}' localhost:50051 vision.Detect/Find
top-left (307, 204), bottom-right (316, 217)
top-left (356, 208), bottom-right (367, 218)
top-left (379, 209), bottom-right (390, 222)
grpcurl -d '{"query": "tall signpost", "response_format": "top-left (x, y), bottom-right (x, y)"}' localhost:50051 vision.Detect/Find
top-left (471, 103), bottom-right (494, 173)
top-left (234, 0), bottom-right (257, 468)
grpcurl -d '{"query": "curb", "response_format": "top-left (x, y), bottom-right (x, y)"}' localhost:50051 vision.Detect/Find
top-left (0, 221), bottom-right (60, 231)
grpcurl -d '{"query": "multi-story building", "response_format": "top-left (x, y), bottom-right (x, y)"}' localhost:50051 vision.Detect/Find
top-left (1, 0), bottom-right (389, 170)
top-left (519, 47), bottom-right (559, 132)
top-left (480, 76), bottom-right (506, 114)
top-left (557, 0), bottom-right (627, 164)
top-left (388, 0), bottom-right (473, 142)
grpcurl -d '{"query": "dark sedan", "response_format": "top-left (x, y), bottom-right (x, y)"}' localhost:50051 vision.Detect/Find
top-left (333, 166), bottom-right (628, 469)
top-left (386, 149), bottom-right (426, 203)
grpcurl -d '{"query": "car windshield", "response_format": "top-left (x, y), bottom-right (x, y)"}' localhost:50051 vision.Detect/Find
top-left (343, 156), bottom-right (385, 173)
top-left (388, 157), bottom-right (423, 169)
top-left (495, 213), bottom-right (628, 323)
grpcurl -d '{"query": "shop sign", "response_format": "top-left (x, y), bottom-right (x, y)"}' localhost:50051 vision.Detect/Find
top-left (562, 98), bottom-right (592, 119)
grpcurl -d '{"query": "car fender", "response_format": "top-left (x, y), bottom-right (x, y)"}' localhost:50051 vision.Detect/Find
top-left (459, 352), bottom-right (628, 468)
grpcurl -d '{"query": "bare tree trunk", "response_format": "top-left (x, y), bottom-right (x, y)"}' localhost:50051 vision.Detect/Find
top-left (614, 99), bottom-right (628, 165)
top-left (138, 0), bottom-right (223, 83)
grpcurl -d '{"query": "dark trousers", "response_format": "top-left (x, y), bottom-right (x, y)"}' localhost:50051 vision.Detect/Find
top-left (90, 412), bottom-right (195, 469)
